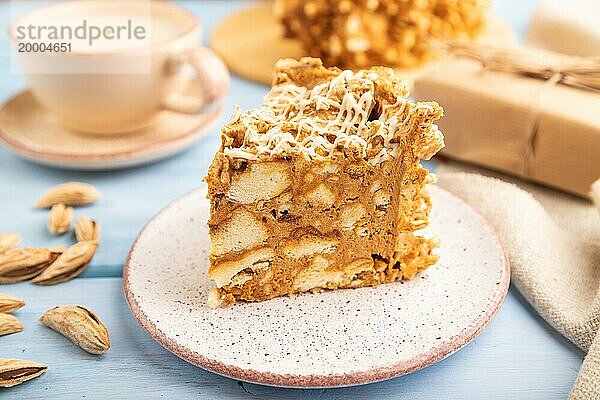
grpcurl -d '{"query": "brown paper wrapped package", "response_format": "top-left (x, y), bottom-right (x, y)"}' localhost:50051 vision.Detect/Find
top-left (413, 54), bottom-right (600, 197)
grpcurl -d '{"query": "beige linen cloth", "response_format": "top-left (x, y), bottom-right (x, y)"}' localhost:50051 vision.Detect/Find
top-left (435, 161), bottom-right (600, 399)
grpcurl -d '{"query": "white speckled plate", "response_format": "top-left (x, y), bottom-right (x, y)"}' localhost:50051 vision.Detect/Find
top-left (124, 185), bottom-right (509, 388)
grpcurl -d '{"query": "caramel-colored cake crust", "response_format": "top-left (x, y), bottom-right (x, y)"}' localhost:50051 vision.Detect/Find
top-left (205, 58), bottom-right (444, 306)
top-left (274, 0), bottom-right (487, 69)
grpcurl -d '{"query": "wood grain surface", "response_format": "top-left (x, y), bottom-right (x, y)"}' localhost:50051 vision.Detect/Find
top-left (0, 1), bottom-right (584, 399)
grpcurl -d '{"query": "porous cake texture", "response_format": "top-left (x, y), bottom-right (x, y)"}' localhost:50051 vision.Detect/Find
top-left (274, 0), bottom-right (487, 69)
top-left (205, 57), bottom-right (444, 307)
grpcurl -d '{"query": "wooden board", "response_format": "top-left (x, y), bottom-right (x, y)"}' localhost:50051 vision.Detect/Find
top-left (210, 1), bottom-right (516, 86)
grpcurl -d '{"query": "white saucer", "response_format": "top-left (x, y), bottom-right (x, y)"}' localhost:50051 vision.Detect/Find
top-left (124, 185), bottom-right (509, 388)
top-left (0, 90), bottom-right (223, 170)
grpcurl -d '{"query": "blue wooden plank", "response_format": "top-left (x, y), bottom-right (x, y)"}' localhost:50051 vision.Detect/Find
top-left (0, 279), bottom-right (584, 400)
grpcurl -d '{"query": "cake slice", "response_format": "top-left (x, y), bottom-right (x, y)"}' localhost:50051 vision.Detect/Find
top-left (205, 57), bottom-right (444, 307)
top-left (274, 0), bottom-right (487, 69)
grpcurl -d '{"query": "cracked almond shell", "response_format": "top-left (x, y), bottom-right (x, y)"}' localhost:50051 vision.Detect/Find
top-left (0, 358), bottom-right (47, 387)
top-left (32, 241), bottom-right (97, 285)
top-left (0, 248), bottom-right (62, 284)
top-left (40, 305), bottom-right (110, 354)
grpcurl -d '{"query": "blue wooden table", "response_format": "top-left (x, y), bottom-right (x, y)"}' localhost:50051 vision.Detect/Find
top-left (0, 1), bottom-right (584, 399)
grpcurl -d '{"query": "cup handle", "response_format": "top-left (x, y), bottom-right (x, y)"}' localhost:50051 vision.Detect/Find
top-left (162, 47), bottom-right (229, 114)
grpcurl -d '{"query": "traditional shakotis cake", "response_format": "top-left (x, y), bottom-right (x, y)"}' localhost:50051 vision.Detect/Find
top-left (205, 57), bottom-right (444, 307)
top-left (274, 0), bottom-right (487, 69)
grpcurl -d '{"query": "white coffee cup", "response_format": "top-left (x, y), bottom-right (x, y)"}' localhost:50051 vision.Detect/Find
top-left (10, 1), bottom-right (229, 134)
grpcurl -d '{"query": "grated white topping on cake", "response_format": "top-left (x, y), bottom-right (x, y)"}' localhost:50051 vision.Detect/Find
top-left (222, 69), bottom-right (442, 165)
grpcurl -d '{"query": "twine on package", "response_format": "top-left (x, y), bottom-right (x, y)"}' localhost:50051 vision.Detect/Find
top-left (438, 41), bottom-right (600, 177)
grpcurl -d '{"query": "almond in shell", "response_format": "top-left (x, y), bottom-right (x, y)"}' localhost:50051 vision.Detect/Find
top-left (0, 313), bottom-right (24, 336)
top-left (40, 305), bottom-right (110, 354)
top-left (0, 248), bottom-right (62, 284)
top-left (0, 294), bottom-right (25, 313)
top-left (47, 204), bottom-right (73, 235)
top-left (35, 182), bottom-right (101, 208)
top-left (0, 358), bottom-right (47, 387)
top-left (74, 216), bottom-right (100, 242)
top-left (32, 241), bottom-right (98, 285)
